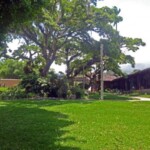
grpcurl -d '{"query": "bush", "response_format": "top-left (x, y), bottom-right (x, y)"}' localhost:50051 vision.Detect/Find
top-left (88, 92), bottom-right (100, 99)
top-left (71, 86), bottom-right (84, 99)
top-left (20, 73), bottom-right (40, 94)
top-left (0, 87), bottom-right (27, 100)
top-left (20, 71), bottom-right (68, 98)
top-left (0, 87), bottom-right (8, 93)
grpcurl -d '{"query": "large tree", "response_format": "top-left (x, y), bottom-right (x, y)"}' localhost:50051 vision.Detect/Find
top-left (55, 6), bottom-right (145, 79)
top-left (0, 0), bottom-right (48, 50)
top-left (6, 0), bottom-right (98, 76)
top-left (5, 0), bottom-right (145, 79)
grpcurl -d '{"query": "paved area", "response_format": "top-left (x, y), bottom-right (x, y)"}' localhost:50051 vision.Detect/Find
top-left (132, 97), bottom-right (150, 101)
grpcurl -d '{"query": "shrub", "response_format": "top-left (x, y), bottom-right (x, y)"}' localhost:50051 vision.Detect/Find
top-left (0, 87), bottom-right (27, 100)
top-left (20, 73), bottom-right (40, 94)
top-left (20, 71), bottom-right (68, 98)
top-left (71, 86), bottom-right (84, 99)
top-left (0, 87), bottom-right (8, 93)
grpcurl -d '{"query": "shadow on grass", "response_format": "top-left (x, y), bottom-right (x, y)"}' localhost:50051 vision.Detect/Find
top-left (1, 99), bottom-right (94, 108)
top-left (0, 102), bottom-right (81, 150)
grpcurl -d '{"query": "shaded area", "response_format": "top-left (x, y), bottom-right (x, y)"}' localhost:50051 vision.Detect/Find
top-left (0, 99), bottom-right (93, 107)
top-left (0, 101), bottom-right (80, 150)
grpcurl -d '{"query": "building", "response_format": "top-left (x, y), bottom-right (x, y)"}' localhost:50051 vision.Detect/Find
top-left (73, 73), bottom-right (117, 91)
top-left (110, 68), bottom-right (150, 93)
top-left (90, 73), bottom-right (117, 92)
top-left (0, 79), bottom-right (21, 87)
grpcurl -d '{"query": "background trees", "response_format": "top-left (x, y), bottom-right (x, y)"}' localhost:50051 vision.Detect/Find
top-left (0, 59), bottom-right (25, 79)
top-left (0, 0), bottom-right (146, 98)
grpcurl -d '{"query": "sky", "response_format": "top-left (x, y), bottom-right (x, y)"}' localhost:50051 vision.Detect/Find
top-left (8, 0), bottom-right (150, 72)
top-left (98, 0), bottom-right (150, 64)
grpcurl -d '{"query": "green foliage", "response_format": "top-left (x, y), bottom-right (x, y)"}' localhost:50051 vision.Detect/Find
top-left (20, 71), bottom-right (68, 98)
top-left (0, 87), bottom-right (27, 100)
top-left (1, 0), bottom-right (145, 79)
top-left (7, 0), bottom-right (99, 76)
top-left (0, 59), bottom-right (25, 78)
top-left (21, 73), bottom-right (40, 93)
top-left (122, 37), bottom-right (146, 52)
top-left (20, 70), bottom-right (85, 99)
top-left (0, 87), bottom-right (8, 93)
top-left (71, 86), bottom-right (84, 99)
top-left (0, 0), bottom-right (48, 32)
top-left (55, 5), bottom-right (145, 78)
top-left (0, 0), bottom-right (48, 52)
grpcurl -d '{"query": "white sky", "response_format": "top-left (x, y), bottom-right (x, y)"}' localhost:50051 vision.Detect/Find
top-left (8, 0), bottom-right (150, 72)
top-left (98, 0), bottom-right (150, 64)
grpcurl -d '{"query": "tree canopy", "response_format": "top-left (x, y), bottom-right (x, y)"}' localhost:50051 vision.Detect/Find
top-left (0, 0), bottom-right (145, 80)
top-left (0, 0), bottom-right (48, 49)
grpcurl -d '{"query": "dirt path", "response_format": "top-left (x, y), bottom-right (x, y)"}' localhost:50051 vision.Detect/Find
top-left (132, 97), bottom-right (150, 101)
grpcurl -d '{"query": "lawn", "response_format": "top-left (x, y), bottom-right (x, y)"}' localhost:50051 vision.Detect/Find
top-left (131, 94), bottom-right (150, 98)
top-left (0, 100), bottom-right (150, 150)
top-left (89, 92), bottom-right (132, 100)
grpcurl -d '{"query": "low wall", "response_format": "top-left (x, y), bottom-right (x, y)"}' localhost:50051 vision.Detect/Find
top-left (0, 79), bottom-right (21, 87)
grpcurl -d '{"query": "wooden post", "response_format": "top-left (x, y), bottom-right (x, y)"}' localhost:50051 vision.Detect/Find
top-left (100, 44), bottom-right (104, 100)
top-left (83, 65), bottom-right (85, 90)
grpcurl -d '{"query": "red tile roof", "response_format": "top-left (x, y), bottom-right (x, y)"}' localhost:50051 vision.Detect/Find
top-left (103, 74), bottom-right (118, 81)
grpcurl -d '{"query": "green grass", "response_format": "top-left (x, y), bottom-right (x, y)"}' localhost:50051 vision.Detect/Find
top-left (89, 92), bottom-right (132, 100)
top-left (129, 92), bottom-right (150, 98)
top-left (0, 100), bottom-right (150, 150)
top-left (138, 94), bottom-right (150, 98)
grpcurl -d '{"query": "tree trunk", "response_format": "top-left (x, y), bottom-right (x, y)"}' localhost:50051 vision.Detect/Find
top-left (40, 59), bottom-right (54, 77)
